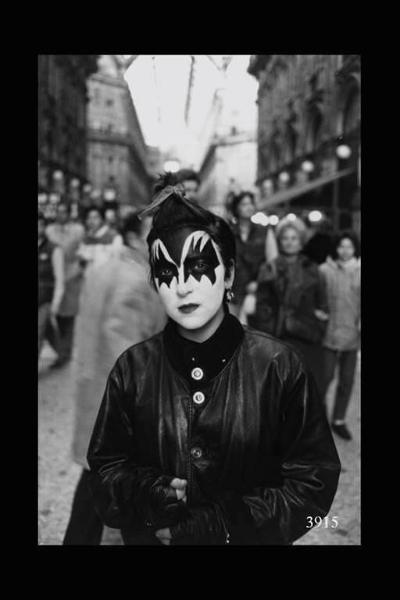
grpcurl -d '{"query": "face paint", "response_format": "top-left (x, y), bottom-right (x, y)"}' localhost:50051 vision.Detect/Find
top-left (151, 228), bottom-right (227, 330)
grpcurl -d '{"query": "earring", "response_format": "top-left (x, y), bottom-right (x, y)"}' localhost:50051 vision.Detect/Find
top-left (226, 288), bottom-right (234, 303)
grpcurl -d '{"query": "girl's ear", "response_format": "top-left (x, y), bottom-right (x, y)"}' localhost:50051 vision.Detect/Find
top-left (225, 259), bottom-right (235, 288)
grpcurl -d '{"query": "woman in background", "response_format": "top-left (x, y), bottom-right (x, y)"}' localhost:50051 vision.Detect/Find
top-left (250, 216), bottom-right (329, 398)
top-left (229, 191), bottom-right (269, 321)
top-left (319, 232), bottom-right (361, 440)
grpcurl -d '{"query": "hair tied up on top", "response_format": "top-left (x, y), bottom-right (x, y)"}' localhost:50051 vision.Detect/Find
top-left (139, 181), bottom-right (187, 220)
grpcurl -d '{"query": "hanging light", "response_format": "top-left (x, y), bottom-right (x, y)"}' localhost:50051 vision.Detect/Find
top-left (278, 171), bottom-right (290, 184)
top-left (336, 144), bottom-right (352, 159)
top-left (301, 160), bottom-right (314, 173)
top-left (308, 210), bottom-right (323, 223)
top-left (104, 188), bottom-right (117, 201)
top-left (269, 215), bottom-right (279, 226)
top-left (251, 212), bottom-right (270, 226)
top-left (163, 160), bottom-right (180, 173)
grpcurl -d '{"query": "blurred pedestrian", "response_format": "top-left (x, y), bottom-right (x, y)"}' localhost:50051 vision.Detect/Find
top-left (38, 212), bottom-right (65, 360)
top-left (176, 168), bottom-right (201, 203)
top-left (86, 174), bottom-right (340, 546)
top-left (229, 191), bottom-right (273, 322)
top-left (319, 232), bottom-right (361, 440)
top-left (250, 216), bottom-right (329, 397)
top-left (302, 217), bottom-right (334, 265)
top-left (45, 202), bottom-right (85, 368)
top-left (77, 205), bottom-right (123, 269)
top-left (63, 212), bottom-right (166, 545)
top-left (104, 206), bottom-right (120, 233)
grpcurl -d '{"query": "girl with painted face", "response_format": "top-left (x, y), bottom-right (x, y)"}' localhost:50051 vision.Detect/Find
top-left (87, 174), bottom-right (340, 546)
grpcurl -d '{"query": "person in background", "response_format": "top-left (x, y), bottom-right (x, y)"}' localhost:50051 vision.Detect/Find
top-left (319, 232), bottom-right (361, 440)
top-left (86, 174), bottom-right (340, 546)
top-left (46, 202), bottom-right (85, 368)
top-left (229, 191), bottom-right (269, 321)
top-left (63, 212), bottom-right (166, 545)
top-left (250, 216), bottom-right (329, 398)
top-left (176, 168), bottom-right (201, 203)
top-left (38, 212), bottom-right (65, 360)
top-left (104, 206), bottom-right (120, 234)
top-left (77, 205), bottom-right (123, 269)
top-left (302, 217), bottom-right (334, 265)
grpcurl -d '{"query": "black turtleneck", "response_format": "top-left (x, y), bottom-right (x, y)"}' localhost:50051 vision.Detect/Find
top-left (163, 311), bottom-right (244, 387)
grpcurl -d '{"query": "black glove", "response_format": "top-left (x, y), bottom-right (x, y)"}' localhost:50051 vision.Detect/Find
top-left (169, 504), bottom-right (228, 545)
top-left (135, 474), bottom-right (188, 529)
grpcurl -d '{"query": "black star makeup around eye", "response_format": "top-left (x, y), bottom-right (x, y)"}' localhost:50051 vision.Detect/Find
top-left (151, 229), bottom-right (223, 289)
top-left (182, 238), bottom-right (220, 284)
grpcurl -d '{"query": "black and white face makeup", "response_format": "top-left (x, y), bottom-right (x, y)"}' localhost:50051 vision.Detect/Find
top-left (151, 228), bottom-right (227, 330)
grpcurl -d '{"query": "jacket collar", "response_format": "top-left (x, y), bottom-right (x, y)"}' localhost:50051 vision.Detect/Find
top-left (163, 311), bottom-right (244, 385)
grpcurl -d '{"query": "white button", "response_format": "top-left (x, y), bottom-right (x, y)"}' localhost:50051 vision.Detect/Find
top-left (193, 391), bottom-right (205, 405)
top-left (191, 367), bottom-right (204, 381)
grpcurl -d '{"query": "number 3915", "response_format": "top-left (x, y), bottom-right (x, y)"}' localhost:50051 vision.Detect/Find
top-left (306, 516), bottom-right (338, 528)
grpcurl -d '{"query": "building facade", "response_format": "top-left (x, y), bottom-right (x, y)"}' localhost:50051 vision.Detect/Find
top-left (197, 57), bottom-right (258, 217)
top-left (38, 55), bottom-right (99, 194)
top-left (248, 54), bottom-right (361, 232)
top-left (86, 55), bottom-right (151, 211)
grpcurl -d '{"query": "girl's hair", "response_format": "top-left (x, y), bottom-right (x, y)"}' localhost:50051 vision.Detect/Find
top-left (331, 230), bottom-right (360, 258)
top-left (147, 172), bottom-right (236, 279)
top-left (230, 191), bottom-right (256, 218)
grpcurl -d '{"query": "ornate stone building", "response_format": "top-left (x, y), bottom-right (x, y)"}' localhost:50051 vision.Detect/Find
top-left (248, 55), bottom-right (361, 231)
top-left (38, 55), bottom-right (99, 194)
top-left (86, 55), bottom-right (151, 211)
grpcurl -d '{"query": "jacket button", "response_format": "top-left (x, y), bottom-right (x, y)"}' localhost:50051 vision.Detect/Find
top-left (191, 367), bottom-right (204, 381)
top-left (193, 391), bottom-right (205, 405)
top-left (190, 446), bottom-right (203, 459)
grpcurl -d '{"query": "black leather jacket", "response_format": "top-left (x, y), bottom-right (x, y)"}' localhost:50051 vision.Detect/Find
top-left (87, 316), bottom-right (340, 545)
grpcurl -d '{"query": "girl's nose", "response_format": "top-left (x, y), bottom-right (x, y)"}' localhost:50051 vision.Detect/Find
top-left (176, 270), bottom-right (193, 296)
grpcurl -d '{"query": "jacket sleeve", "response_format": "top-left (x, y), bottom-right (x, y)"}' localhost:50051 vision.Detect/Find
top-left (217, 353), bottom-right (341, 544)
top-left (86, 358), bottom-right (187, 530)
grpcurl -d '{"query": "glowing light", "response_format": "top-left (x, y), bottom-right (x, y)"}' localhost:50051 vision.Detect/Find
top-left (308, 210), bottom-right (323, 223)
top-left (269, 215), bottom-right (279, 226)
top-left (336, 144), bottom-right (352, 159)
top-left (301, 160), bottom-right (314, 173)
top-left (251, 212), bottom-right (270, 226)
top-left (53, 170), bottom-right (63, 180)
top-left (278, 171), bottom-right (290, 183)
top-left (163, 160), bottom-right (180, 173)
top-left (287, 213), bottom-right (297, 221)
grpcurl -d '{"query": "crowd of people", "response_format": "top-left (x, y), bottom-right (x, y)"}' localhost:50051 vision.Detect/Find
top-left (38, 167), bottom-right (360, 545)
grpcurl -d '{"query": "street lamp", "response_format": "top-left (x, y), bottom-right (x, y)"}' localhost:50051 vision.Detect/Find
top-left (251, 212), bottom-right (270, 226)
top-left (308, 210), bottom-right (323, 223)
top-left (269, 215), bottom-right (279, 226)
top-left (301, 160), bottom-right (314, 173)
top-left (163, 160), bottom-right (180, 173)
top-left (278, 171), bottom-right (290, 184)
top-left (336, 144), bottom-right (352, 159)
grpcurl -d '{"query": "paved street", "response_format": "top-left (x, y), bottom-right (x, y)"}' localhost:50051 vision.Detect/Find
top-left (38, 344), bottom-right (360, 546)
